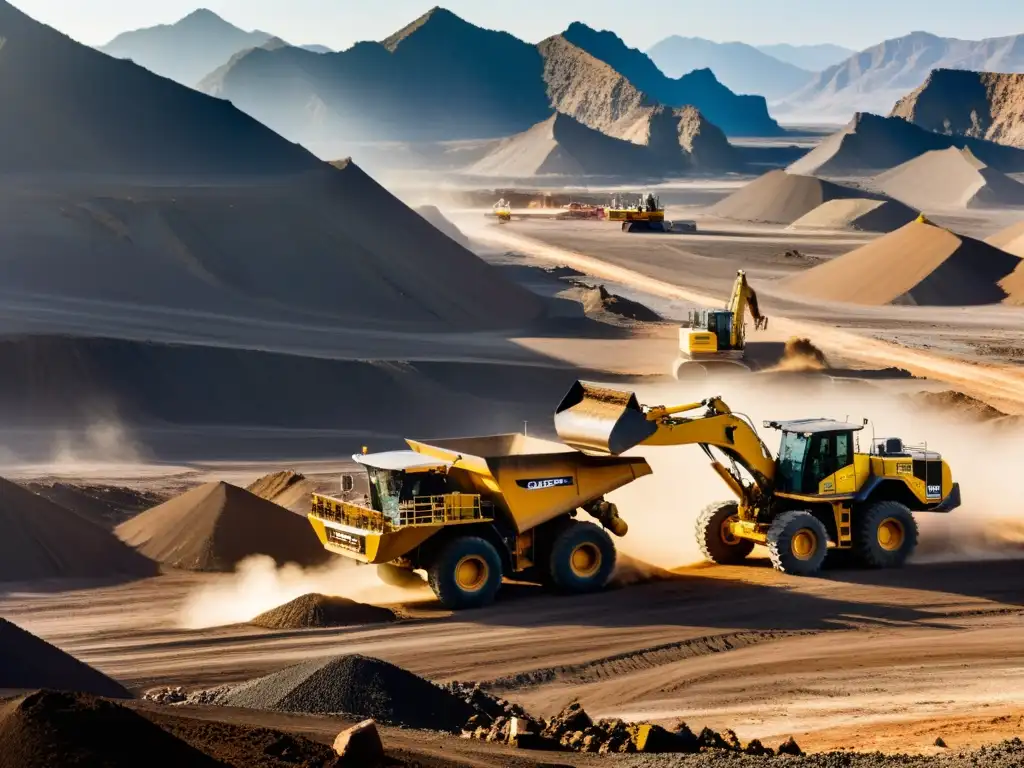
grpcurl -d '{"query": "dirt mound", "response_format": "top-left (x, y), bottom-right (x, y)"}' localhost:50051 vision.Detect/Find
top-left (892, 68), bottom-right (1024, 148)
top-left (27, 483), bottom-right (165, 529)
top-left (0, 477), bottom-right (157, 582)
top-left (415, 205), bottom-right (470, 247)
top-left (0, 690), bottom-right (220, 768)
top-left (0, 619), bottom-right (130, 698)
top-left (781, 219), bottom-right (1024, 306)
top-left (251, 593), bottom-right (397, 629)
top-left (115, 481), bottom-right (330, 573)
top-left (788, 198), bottom-right (919, 232)
top-left (709, 170), bottom-right (884, 224)
top-left (908, 390), bottom-right (1008, 422)
top-left (467, 113), bottom-right (677, 178)
top-left (574, 283), bottom-right (662, 321)
top-left (0, 1), bottom-right (320, 175)
top-left (985, 220), bottom-right (1024, 257)
top-left (778, 338), bottom-right (829, 371)
top-left (876, 147), bottom-right (1024, 210)
top-left (788, 112), bottom-right (1024, 177)
top-left (246, 471), bottom-right (306, 501)
top-left (218, 654), bottom-right (474, 730)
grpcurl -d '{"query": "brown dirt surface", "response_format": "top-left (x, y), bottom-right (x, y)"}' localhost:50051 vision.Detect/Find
top-left (0, 477), bottom-right (157, 582)
top-left (787, 198), bottom-right (919, 232)
top-left (0, 691), bottom-right (226, 768)
top-left (0, 1), bottom-right (321, 176)
top-left (115, 481), bottom-right (330, 572)
top-left (875, 146), bottom-right (1024, 210)
top-left (246, 471), bottom-right (306, 502)
top-left (908, 390), bottom-right (1008, 422)
top-left (709, 170), bottom-right (884, 224)
top-left (0, 619), bottom-right (130, 698)
top-left (217, 654), bottom-right (475, 731)
top-left (892, 68), bottom-right (1024, 149)
top-left (26, 482), bottom-right (165, 529)
top-left (781, 219), bottom-right (1024, 306)
top-left (984, 219), bottom-right (1024, 257)
top-left (572, 283), bottom-right (662, 322)
top-left (250, 593), bottom-right (398, 629)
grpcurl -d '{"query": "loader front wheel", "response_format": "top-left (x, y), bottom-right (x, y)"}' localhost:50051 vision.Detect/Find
top-left (767, 510), bottom-right (828, 576)
top-left (427, 537), bottom-right (502, 610)
top-left (696, 501), bottom-right (755, 564)
top-left (548, 521), bottom-right (616, 594)
top-left (853, 501), bottom-right (918, 569)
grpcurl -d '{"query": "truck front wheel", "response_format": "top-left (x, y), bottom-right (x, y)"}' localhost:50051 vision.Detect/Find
top-left (548, 521), bottom-right (616, 594)
top-left (427, 536), bottom-right (502, 610)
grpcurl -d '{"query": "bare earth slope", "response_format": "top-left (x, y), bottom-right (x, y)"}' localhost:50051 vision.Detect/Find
top-left (115, 481), bottom-right (330, 572)
top-left (986, 220), bottom-right (1024, 257)
top-left (0, 477), bottom-right (156, 582)
top-left (781, 218), bottom-right (1024, 305)
top-left (787, 199), bottom-right (919, 232)
top-left (788, 112), bottom-right (1024, 176)
top-left (875, 146), bottom-right (1024, 210)
top-left (710, 170), bottom-right (885, 224)
top-left (0, 1), bottom-right (321, 175)
top-left (892, 68), bottom-right (1024, 148)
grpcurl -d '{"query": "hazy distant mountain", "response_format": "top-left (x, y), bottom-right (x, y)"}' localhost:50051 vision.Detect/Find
top-left (561, 22), bottom-right (783, 135)
top-left (200, 8), bottom-right (553, 155)
top-left (100, 9), bottom-right (331, 86)
top-left (779, 31), bottom-right (1024, 120)
top-left (301, 44), bottom-right (333, 54)
top-left (646, 36), bottom-right (811, 100)
top-left (891, 69), bottom-right (1024, 148)
top-left (0, 0), bottom-right (321, 174)
top-left (755, 43), bottom-right (854, 71)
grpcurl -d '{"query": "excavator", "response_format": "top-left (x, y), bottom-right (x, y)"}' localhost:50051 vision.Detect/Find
top-left (675, 270), bottom-right (767, 379)
top-left (554, 381), bottom-right (960, 576)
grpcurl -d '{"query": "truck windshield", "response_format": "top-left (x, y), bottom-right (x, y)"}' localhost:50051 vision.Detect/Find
top-left (776, 432), bottom-right (809, 493)
top-left (367, 468), bottom-right (402, 524)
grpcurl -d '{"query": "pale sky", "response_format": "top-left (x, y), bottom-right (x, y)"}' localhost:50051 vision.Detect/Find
top-left (12, 0), bottom-right (1024, 52)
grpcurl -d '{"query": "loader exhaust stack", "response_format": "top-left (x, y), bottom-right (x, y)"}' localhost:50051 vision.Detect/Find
top-left (554, 380), bottom-right (656, 456)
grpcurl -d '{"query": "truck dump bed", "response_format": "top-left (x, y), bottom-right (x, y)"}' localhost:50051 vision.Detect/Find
top-left (407, 434), bottom-right (651, 533)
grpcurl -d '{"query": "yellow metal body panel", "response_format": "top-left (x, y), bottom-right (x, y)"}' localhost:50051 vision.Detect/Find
top-left (606, 209), bottom-right (665, 223)
top-left (685, 330), bottom-right (718, 355)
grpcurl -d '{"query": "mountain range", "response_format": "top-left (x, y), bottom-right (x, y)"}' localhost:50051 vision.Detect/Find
top-left (778, 31), bottom-right (1024, 119)
top-left (646, 37), bottom-right (812, 99)
top-left (99, 8), bottom-right (330, 87)
top-left (754, 43), bottom-right (854, 71)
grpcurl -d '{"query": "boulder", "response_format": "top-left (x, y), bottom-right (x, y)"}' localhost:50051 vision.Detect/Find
top-left (333, 720), bottom-right (384, 767)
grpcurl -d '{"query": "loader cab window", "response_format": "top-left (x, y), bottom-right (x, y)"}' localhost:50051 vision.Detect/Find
top-left (776, 431), bottom-right (809, 493)
top-left (400, 471), bottom-right (448, 501)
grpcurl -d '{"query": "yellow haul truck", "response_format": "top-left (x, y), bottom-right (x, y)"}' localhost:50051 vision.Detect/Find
top-left (555, 381), bottom-right (960, 576)
top-left (307, 434), bottom-right (650, 609)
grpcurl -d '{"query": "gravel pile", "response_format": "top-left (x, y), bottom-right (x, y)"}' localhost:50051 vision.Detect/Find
top-left (625, 737), bottom-right (1024, 766)
top-left (217, 654), bottom-right (474, 731)
top-left (0, 619), bottom-right (130, 698)
top-left (250, 593), bottom-right (397, 629)
top-left (0, 690), bottom-right (220, 768)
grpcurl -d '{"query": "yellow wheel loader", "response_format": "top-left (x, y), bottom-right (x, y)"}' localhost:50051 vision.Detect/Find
top-left (607, 193), bottom-right (668, 233)
top-left (554, 382), bottom-right (960, 576)
top-left (307, 435), bottom-right (650, 609)
top-left (675, 270), bottom-right (768, 379)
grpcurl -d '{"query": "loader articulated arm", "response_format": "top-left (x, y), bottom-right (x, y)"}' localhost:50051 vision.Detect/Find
top-left (554, 382), bottom-right (777, 505)
top-left (729, 270), bottom-right (768, 348)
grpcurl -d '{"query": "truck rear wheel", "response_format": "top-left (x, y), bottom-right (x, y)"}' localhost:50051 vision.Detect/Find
top-left (853, 501), bottom-right (918, 568)
top-left (548, 521), bottom-right (616, 594)
top-left (766, 510), bottom-right (828, 576)
top-left (696, 501), bottom-right (755, 564)
top-left (427, 536), bottom-right (502, 610)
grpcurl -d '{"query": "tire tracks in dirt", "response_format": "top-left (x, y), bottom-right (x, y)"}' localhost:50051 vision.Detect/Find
top-left (479, 629), bottom-right (816, 692)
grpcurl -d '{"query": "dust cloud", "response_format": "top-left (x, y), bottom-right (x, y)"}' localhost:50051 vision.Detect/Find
top-left (605, 375), bottom-right (1024, 570)
top-left (178, 555), bottom-right (432, 629)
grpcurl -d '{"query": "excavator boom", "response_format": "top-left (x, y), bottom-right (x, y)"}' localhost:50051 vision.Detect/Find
top-left (728, 270), bottom-right (768, 347)
top-left (555, 381), bottom-right (777, 504)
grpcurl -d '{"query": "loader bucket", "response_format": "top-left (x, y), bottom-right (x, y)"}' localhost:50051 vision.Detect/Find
top-left (554, 380), bottom-right (657, 456)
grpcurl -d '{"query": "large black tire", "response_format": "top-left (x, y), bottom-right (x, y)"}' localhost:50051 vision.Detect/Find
top-left (853, 501), bottom-right (918, 569)
top-left (547, 521), bottom-right (616, 594)
top-left (427, 536), bottom-right (502, 610)
top-left (696, 501), bottom-right (755, 564)
top-left (766, 510), bottom-right (829, 576)
top-left (375, 563), bottom-right (425, 588)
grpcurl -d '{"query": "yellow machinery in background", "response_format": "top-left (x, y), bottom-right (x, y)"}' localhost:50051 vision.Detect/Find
top-left (308, 434), bottom-right (650, 609)
top-left (675, 270), bottom-right (768, 379)
top-left (606, 193), bottom-right (668, 232)
top-left (554, 381), bottom-right (960, 576)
